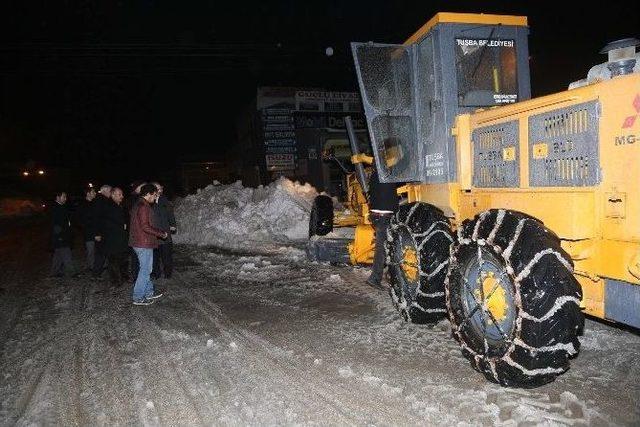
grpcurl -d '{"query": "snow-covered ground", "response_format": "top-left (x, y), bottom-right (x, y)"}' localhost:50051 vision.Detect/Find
top-left (1, 219), bottom-right (639, 425)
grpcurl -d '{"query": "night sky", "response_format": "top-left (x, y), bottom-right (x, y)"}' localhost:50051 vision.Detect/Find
top-left (1, 1), bottom-right (638, 189)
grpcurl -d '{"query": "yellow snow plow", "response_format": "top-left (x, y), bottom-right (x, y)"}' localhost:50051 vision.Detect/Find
top-left (348, 12), bottom-right (640, 387)
top-left (307, 117), bottom-right (376, 265)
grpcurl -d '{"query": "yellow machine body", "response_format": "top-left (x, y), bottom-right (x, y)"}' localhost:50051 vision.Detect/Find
top-left (344, 12), bottom-right (639, 328)
top-left (334, 172), bottom-right (369, 228)
top-left (400, 73), bottom-right (640, 322)
top-left (341, 159), bottom-right (376, 265)
top-left (349, 223), bottom-right (375, 264)
top-left (326, 163), bottom-right (375, 265)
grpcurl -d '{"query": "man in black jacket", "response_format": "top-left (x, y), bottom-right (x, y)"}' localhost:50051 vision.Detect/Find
top-left (50, 191), bottom-right (77, 278)
top-left (102, 187), bottom-right (129, 286)
top-left (151, 182), bottom-right (176, 279)
top-left (366, 169), bottom-right (399, 289)
top-left (77, 187), bottom-right (96, 270)
top-left (126, 182), bottom-right (144, 282)
top-left (92, 184), bottom-right (112, 277)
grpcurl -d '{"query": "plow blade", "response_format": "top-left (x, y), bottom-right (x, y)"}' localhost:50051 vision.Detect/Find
top-left (306, 236), bottom-right (351, 264)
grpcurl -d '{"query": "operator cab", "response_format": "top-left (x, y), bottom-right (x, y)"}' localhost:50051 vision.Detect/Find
top-left (351, 13), bottom-right (531, 183)
top-left (455, 37), bottom-right (520, 107)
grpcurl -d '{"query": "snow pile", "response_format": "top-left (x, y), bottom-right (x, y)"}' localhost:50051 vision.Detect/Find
top-left (0, 198), bottom-right (44, 217)
top-left (174, 178), bottom-right (318, 249)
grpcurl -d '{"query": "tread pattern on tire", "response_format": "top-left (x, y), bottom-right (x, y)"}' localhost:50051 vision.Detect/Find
top-left (386, 203), bottom-right (454, 324)
top-left (446, 209), bottom-right (584, 387)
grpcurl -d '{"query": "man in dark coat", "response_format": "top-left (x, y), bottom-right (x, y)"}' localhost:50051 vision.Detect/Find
top-left (77, 187), bottom-right (97, 270)
top-left (151, 182), bottom-right (176, 279)
top-left (126, 182), bottom-right (143, 282)
top-left (50, 191), bottom-right (77, 278)
top-left (92, 184), bottom-right (112, 277)
top-left (366, 169), bottom-right (399, 289)
top-left (102, 187), bottom-right (129, 286)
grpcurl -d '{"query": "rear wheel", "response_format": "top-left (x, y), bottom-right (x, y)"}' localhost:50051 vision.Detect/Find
top-left (309, 195), bottom-right (334, 237)
top-left (386, 203), bottom-right (454, 324)
top-left (446, 209), bottom-right (584, 387)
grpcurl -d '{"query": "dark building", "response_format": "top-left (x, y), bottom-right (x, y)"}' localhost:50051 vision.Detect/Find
top-left (233, 87), bottom-right (370, 196)
top-left (179, 161), bottom-right (231, 195)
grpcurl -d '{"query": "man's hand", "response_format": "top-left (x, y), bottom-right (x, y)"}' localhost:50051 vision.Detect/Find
top-left (95, 235), bottom-right (102, 242)
top-left (162, 232), bottom-right (169, 239)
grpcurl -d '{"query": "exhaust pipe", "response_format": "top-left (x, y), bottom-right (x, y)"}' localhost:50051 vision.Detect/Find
top-left (601, 38), bottom-right (639, 77)
top-left (569, 38), bottom-right (639, 89)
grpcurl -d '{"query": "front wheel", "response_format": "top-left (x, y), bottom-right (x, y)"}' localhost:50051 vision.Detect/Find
top-left (309, 195), bottom-right (334, 238)
top-left (446, 209), bottom-right (584, 387)
top-left (386, 202), bottom-right (454, 324)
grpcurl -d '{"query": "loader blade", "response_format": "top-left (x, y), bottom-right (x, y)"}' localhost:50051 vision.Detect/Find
top-left (306, 236), bottom-right (351, 264)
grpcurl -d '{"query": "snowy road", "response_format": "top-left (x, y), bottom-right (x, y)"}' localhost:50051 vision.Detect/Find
top-left (1, 219), bottom-right (639, 425)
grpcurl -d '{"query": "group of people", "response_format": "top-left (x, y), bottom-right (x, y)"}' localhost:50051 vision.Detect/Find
top-left (49, 169), bottom-right (396, 304)
top-left (50, 182), bottom-right (176, 306)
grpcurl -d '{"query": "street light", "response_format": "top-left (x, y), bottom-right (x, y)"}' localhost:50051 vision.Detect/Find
top-left (38, 170), bottom-right (44, 175)
top-left (22, 171), bottom-right (29, 176)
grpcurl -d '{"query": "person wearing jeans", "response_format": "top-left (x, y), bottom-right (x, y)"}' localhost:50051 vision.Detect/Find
top-left (129, 183), bottom-right (168, 305)
top-left (132, 247), bottom-right (154, 301)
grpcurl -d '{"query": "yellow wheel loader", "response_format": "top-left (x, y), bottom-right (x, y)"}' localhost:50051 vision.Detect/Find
top-left (339, 12), bottom-right (639, 387)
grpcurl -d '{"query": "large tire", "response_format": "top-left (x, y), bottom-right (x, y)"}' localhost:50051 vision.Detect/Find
top-left (446, 209), bottom-right (584, 387)
top-left (386, 202), bottom-right (454, 324)
top-left (309, 195), bottom-right (334, 238)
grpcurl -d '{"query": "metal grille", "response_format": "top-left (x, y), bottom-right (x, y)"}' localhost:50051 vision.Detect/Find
top-left (528, 101), bottom-right (600, 187)
top-left (472, 121), bottom-right (520, 187)
top-left (352, 43), bottom-right (419, 182)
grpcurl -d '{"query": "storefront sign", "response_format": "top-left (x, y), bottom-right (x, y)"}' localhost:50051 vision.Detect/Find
top-left (266, 154), bottom-right (296, 171)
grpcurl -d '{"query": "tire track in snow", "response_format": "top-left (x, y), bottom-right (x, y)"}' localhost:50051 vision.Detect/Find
top-left (9, 277), bottom-right (110, 425)
top-left (171, 270), bottom-right (364, 422)
top-left (92, 324), bottom-right (139, 425)
top-left (172, 270), bottom-right (418, 425)
top-left (198, 249), bottom-right (457, 365)
top-left (0, 222), bottom-right (48, 355)
top-left (183, 287), bottom-right (363, 424)
top-left (10, 363), bottom-right (50, 424)
top-left (48, 282), bottom-right (101, 426)
top-left (0, 302), bottom-right (28, 354)
top-left (133, 311), bottom-right (212, 425)
top-left (51, 342), bottom-right (89, 427)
